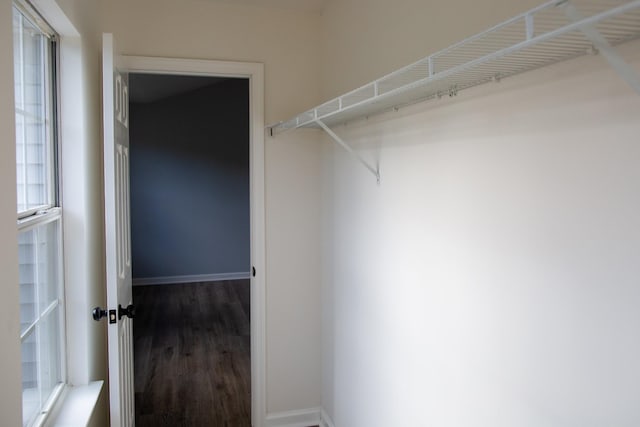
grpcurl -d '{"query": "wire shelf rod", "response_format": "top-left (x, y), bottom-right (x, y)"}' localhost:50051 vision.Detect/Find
top-left (268, 0), bottom-right (640, 134)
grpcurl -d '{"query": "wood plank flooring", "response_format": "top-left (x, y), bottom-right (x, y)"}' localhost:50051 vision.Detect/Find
top-left (133, 280), bottom-right (251, 426)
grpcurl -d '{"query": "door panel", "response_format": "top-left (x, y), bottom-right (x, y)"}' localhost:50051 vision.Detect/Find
top-left (103, 32), bottom-right (134, 427)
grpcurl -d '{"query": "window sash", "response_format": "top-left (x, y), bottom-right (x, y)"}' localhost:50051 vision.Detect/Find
top-left (18, 214), bottom-right (66, 427)
top-left (14, 4), bottom-right (58, 218)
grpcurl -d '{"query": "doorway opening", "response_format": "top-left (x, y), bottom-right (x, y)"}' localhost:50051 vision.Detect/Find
top-left (128, 72), bottom-right (252, 425)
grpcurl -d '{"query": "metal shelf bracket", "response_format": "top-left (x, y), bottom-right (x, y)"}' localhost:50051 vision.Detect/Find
top-left (315, 120), bottom-right (380, 184)
top-left (563, 1), bottom-right (640, 94)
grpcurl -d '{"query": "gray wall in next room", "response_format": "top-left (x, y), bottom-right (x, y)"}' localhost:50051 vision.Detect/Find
top-left (129, 75), bottom-right (250, 280)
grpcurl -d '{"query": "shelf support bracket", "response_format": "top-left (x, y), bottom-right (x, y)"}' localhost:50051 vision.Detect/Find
top-left (563, 1), bottom-right (640, 94)
top-left (315, 120), bottom-right (380, 184)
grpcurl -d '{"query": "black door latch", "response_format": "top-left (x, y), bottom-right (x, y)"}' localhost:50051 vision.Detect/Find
top-left (92, 307), bottom-right (117, 324)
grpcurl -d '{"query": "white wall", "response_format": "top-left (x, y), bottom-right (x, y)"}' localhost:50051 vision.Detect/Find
top-left (0, 1), bottom-right (23, 425)
top-left (99, 0), bottom-right (324, 415)
top-left (319, 1), bottom-right (640, 425)
top-left (320, 0), bottom-right (542, 100)
top-left (266, 128), bottom-right (322, 412)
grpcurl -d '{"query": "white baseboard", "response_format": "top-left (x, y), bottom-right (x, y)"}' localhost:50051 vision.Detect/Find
top-left (264, 407), bottom-right (322, 427)
top-left (320, 408), bottom-right (335, 427)
top-left (132, 272), bottom-right (250, 286)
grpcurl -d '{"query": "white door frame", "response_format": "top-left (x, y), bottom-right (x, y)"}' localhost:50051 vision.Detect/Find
top-left (120, 55), bottom-right (266, 427)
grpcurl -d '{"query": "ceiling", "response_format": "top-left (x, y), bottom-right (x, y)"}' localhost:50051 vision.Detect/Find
top-left (129, 73), bottom-right (229, 104)
top-left (199, 0), bottom-right (327, 14)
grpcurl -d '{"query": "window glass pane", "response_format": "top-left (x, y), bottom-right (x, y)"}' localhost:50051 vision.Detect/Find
top-left (18, 229), bottom-right (37, 335)
top-left (37, 220), bottom-right (61, 309)
top-left (21, 332), bottom-right (39, 427)
top-left (19, 220), bottom-right (61, 334)
top-left (13, 8), bottom-right (22, 110)
top-left (38, 307), bottom-right (62, 404)
top-left (13, 7), bottom-right (51, 214)
top-left (16, 111), bottom-right (26, 210)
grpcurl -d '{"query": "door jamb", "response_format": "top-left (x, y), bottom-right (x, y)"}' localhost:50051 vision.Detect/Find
top-left (120, 55), bottom-right (266, 427)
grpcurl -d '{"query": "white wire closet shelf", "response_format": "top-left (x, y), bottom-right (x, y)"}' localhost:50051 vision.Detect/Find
top-left (268, 0), bottom-right (640, 134)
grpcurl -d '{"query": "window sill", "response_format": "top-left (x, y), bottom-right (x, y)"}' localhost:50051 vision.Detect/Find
top-left (44, 381), bottom-right (104, 427)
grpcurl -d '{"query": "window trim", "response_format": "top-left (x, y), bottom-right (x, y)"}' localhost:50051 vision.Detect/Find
top-left (30, 383), bottom-right (65, 427)
top-left (13, 0), bottom-right (56, 39)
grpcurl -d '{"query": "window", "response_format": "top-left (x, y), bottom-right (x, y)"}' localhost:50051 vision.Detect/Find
top-left (13, 3), bottom-right (65, 426)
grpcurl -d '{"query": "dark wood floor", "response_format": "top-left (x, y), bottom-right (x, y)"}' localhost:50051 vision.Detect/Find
top-left (133, 280), bottom-right (251, 426)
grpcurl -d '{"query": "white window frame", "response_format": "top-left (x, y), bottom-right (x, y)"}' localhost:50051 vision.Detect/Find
top-left (13, 2), bottom-right (67, 426)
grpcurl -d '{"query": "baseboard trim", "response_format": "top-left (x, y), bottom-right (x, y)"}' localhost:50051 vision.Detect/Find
top-left (132, 272), bottom-right (250, 286)
top-left (264, 407), bottom-right (322, 427)
top-left (320, 408), bottom-right (335, 427)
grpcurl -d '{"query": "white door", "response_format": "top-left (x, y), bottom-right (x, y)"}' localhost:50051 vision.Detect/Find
top-left (102, 32), bottom-right (135, 427)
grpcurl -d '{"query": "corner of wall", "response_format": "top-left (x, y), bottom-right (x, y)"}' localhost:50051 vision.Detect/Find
top-left (320, 407), bottom-right (336, 427)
